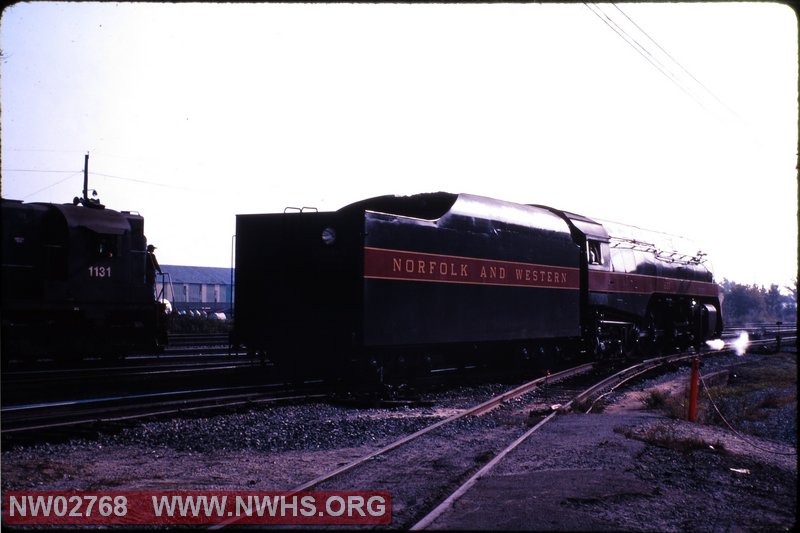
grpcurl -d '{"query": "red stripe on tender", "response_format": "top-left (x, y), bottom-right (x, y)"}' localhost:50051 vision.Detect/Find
top-left (588, 270), bottom-right (719, 297)
top-left (364, 247), bottom-right (579, 290)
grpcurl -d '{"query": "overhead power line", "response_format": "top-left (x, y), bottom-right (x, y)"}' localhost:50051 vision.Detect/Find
top-left (91, 171), bottom-right (191, 190)
top-left (20, 172), bottom-right (83, 199)
top-left (3, 168), bottom-right (192, 200)
top-left (583, 2), bottom-right (745, 129)
top-left (2, 168), bottom-right (79, 173)
top-left (583, 3), bottom-right (708, 110)
top-left (610, 4), bottom-right (744, 123)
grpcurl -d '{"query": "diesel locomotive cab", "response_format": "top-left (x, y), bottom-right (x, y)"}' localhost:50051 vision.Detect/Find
top-left (1, 198), bottom-right (168, 359)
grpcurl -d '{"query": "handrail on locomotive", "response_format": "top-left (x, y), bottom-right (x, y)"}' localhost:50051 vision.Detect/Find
top-left (155, 271), bottom-right (174, 310)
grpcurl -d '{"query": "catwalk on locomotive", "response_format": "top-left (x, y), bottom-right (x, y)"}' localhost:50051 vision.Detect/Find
top-left (1, 192), bottom-right (169, 360)
top-left (233, 192), bottom-right (723, 381)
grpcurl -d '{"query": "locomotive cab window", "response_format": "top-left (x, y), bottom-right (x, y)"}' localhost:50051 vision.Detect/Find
top-left (587, 240), bottom-right (603, 265)
top-left (96, 235), bottom-right (118, 258)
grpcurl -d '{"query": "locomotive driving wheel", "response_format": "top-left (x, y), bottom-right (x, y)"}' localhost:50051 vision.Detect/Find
top-left (623, 323), bottom-right (643, 359)
top-left (641, 310), bottom-right (661, 355)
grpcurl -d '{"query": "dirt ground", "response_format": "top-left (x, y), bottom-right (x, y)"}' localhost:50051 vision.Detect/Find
top-left (428, 381), bottom-right (796, 531)
top-left (2, 352), bottom-right (796, 530)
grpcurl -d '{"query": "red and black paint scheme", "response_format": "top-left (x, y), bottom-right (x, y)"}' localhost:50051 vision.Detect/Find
top-left (538, 208), bottom-right (723, 359)
top-left (1, 198), bottom-right (168, 360)
top-left (233, 192), bottom-right (722, 380)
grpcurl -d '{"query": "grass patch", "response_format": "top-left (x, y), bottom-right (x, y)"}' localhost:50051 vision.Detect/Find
top-left (757, 392), bottom-right (797, 410)
top-left (640, 357), bottom-right (797, 434)
top-left (642, 389), bottom-right (689, 420)
top-left (703, 360), bottom-right (795, 427)
top-left (618, 424), bottom-right (725, 453)
top-left (721, 361), bottom-right (796, 396)
top-left (643, 389), bottom-right (671, 410)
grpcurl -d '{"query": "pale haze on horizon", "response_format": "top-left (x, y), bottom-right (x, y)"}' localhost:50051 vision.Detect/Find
top-left (1, 2), bottom-right (797, 290)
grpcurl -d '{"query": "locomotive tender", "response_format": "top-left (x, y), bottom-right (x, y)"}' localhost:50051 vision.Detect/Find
top-left (234, 192), bottom-right (722, 379)
top-left (1, 197), bottom-right (168, 359)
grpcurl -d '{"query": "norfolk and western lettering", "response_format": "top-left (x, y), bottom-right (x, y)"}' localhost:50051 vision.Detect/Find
top-left (363, 247), bottom-right (578, 290)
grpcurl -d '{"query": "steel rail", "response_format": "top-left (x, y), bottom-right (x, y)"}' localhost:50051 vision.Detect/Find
top-left (210, 334), bottom-right (798, 529)
top-left (1, 357), bottom-right (273, 408)
top-left (411, 410), bottom-right (557, 531)
top-left (290, 362), bottom-right (594, 493)
top-left (0, 382), bottom-right (325, 435)
top-left (410, 336), bottom-right (795, 530)
top-left (207, 362), bottom-right (596, 530)
top-left (410, 357), bottom-right (684, 530)
top-left (1, 393), bottom-right (328, 435)
top-left (3, 360), bottom-right (259, 382)
top-left (167, 333), bottom-right (230, 346)
top-left (570, 352), bottom-right (698, 414)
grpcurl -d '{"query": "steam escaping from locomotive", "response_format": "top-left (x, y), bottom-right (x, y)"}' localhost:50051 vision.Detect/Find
top-left (733, 331), bottom-right (750, 356)
top-left (705, 338), bottom-right (725, 351)
top-left (705, 333), bottom-right (749, 355)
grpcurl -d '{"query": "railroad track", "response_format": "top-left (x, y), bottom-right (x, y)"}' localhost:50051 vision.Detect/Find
top-left (412, 335), bottom-right (795, 530)
top-left (163, 333), bottom-right (241, 356)
top-left (207, 333), bottom-right (794, 530)
top-left (167, 333), bottom-right (230, 346)
top-left (207, 361), bottom-right (595, 529)
top-left (725, 322), bottom-right (796, 331)
top-left (4, 329), bottom-right (793, 434)
top-left (1, 352), bottom-right (321, 436)
top-left (0, 354), bottom-right (275, 406)
top-left (722, 324), bottom-right (796, 339)
top-left (0, 333), bottom-right (792, 526)
top-left (0, 381), bottom-right (329, 438)
top-left (209, 359), bottom-right (653, 529)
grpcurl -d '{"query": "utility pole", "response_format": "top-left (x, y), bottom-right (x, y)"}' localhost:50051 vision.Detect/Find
top-left (83, 152), bottom-right (89, 205)
top-left (688, 356), bottom-right (699, 422)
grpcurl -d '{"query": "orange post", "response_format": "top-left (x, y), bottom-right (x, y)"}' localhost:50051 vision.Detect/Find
top-left (688, 356), bottom-right (699, 422)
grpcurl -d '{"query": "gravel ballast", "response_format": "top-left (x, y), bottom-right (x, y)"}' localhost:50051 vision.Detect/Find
top-left (2, 351), bottom-right (796, 530)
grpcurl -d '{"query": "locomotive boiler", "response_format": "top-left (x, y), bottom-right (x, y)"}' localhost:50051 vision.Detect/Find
top-left (233, 192), bottom-right (722, 380)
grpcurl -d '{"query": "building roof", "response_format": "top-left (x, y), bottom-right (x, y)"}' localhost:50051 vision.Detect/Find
top-left (161, 264), bottom-right (232, 285)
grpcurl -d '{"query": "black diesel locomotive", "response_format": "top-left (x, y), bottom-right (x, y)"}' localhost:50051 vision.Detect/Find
top-left (1, 198), bottom-right (169, 360)
top-left (233, 192), bottom-right (722, 379)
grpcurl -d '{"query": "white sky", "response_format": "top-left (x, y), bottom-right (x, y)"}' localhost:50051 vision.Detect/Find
top-left (1, 2), bottom-right (797, 289)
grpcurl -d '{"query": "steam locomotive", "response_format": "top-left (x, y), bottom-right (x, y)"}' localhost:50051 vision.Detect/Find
top-left (233, 192), bottom-right (722, 380)
top-left (1, 197), bottom-right (169, 360)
